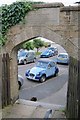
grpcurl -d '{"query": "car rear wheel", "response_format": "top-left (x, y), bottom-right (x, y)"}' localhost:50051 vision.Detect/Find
top-left (54, 72), bottom-right (58, 77)
top-left (40, 75), bottom-right (46, 83)
top-left (33, 58), bottom-right (36, 62)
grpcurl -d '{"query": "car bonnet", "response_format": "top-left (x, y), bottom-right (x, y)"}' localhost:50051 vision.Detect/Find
top-left (30, 67), bottom-right (45, 75)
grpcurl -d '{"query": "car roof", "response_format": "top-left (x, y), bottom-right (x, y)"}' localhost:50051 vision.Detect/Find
top-left (58, 53), bottom-right (68, 55)
top-left (38, 58), bottom-right (56, 63)
top-left (28, 50), bottom-right (35, 52)
top-left (42, 50), bottom-right (51, 52)
top-left (48, 46), bottom-right (57, 49)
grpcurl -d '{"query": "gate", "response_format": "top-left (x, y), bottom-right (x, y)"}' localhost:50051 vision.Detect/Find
top-left (67, 56), bottom-right (79, 118)
top-left (2, 53), bottom-right (11, 108)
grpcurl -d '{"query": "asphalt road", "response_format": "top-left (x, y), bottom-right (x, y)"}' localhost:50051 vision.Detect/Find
top-left (18, 60), bottom-right (68, 102)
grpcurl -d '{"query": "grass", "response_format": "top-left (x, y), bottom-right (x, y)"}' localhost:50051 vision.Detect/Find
top-left (36, 52), bottom-right (41, 56)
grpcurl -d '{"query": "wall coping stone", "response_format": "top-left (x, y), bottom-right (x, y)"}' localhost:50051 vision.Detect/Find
top-left (32, 3), bottom-right (64, 8)
top-left (60, 5), bottom-right (80, 12)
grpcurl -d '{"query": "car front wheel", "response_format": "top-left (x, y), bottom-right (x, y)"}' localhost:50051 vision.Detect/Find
top-left (40, 75), bottom-right (46, 83)
top-left (33, 58), bottom-right (36, 62)
top-left (54, 72), bottom-right (58, 77)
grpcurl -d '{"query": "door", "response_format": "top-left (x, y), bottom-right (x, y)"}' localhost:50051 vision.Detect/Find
top-left (46, 62), bottom-right (55, 77)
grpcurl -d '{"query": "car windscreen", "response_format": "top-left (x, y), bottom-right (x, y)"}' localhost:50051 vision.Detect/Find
top-left (42, 50), bottom-right (50, 54)
top-left (36, 61), bottom-right (48, 68)
top-left (58, 54), bottom-right (68, 58)
top-left (48, 47), bottom-right (55, 50)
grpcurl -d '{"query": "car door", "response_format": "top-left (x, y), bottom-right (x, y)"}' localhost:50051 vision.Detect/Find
top-left (25, 53), bottom-right (29, 62)
top-left (51, 62), bottom-right (56, 75)
top-left (28, 52), bottom-right (32, 62)
top-left (27, 52), bottom-right (32, 62)
top-left (46, 63), bottom-right (53, 77)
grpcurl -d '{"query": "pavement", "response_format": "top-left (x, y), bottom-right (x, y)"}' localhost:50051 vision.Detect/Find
top-left (0, 82), bottom-right (67, 119)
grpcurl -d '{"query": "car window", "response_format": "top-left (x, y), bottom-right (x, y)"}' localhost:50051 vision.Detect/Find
top-left (55, 48), bottom-right (57, 51)
top-left (58, 54), bottom-right (68, 58)
top-left (48, 64), bottom-right (52, 68)
top-left (18, 51), bottom-right (28, 57)
top-left (48, 47), bottom-right (57, 51)
top-left (31, 52), bottom-right (34, 55)
top-left (26, 53), bottom-right (29, 56)
top-left (48, 48), bottom-right (54, 51)
top-left (43, 50), bottom-right (49, 54)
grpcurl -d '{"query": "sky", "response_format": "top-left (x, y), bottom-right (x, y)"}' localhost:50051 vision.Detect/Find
top-left (0, 0), bottom-right (79, 6)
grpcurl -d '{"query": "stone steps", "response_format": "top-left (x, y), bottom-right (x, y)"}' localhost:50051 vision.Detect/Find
top-left (16, 99), bottom-right (65, 118)
top-left (2, 99), bottom-right (66, 118)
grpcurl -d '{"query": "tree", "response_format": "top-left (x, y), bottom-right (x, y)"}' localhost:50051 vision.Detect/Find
top-left (33, 38), bottom-right (44, 52)
top-left (22, 41), bottom-right (34, 50)
top-left (44, 42), bottom-right (51, 48)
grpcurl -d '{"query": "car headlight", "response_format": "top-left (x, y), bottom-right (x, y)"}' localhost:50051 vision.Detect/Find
top-left (36, 72), bottom-right (41, 76)
top-left (25, 70), bottom-right (30, 76)
top-left (19, 59), bottom-right (24, 62)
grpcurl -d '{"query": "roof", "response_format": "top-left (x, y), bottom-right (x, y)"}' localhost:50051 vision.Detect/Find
top-left (48, 46), bottom-right (57, 49)
top-left (28, 50), bottom-right (35, 52)
top-left (58, 53), bottom-right (68, 55)
top-left (38, 58), bottom-right (56, 63)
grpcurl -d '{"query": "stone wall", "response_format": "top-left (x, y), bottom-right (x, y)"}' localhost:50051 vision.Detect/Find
top-left (5, 4), bottom-right (79, 58)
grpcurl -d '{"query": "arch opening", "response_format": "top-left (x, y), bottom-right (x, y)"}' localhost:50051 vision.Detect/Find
top-left (12, 36), bottom-right (69, 107)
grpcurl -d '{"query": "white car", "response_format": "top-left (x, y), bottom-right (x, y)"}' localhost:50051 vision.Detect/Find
top-left (57, 53), bottom-right (69, 65)
top-left (18, 50), bottom-right (36, 65)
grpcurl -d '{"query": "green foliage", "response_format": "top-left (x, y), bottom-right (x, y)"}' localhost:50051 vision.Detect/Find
top-left (44, 42), bottom-right (51, 48)
top-left (1, 1), bottom-right (32, 45)
top-left (2, 2), bottom-right (32, 35)
top-left (0, 1), bottom-right (45, 46)
top-left (36, 51), bottom-right (41, 56)
top-left (0, 34), bottom-right (7, 46)
top-left (22, 41), bottom-right (34, 50)
top-left (33, 38), bottom-right (44, 52)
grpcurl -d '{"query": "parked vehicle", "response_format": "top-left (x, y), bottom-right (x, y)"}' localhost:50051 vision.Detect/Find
top-left (18, 50), bottom-right (36, 65)
top-left (18, 75), bottom-right (24, 90)
top-left (57, 53), bottom-right (69, 64)
top-left (25, 59), bottom-right (59, 82)
top-left (47, 47), bottom-right (58, 55)
top-left (40, 50), bottom-right (54, 58)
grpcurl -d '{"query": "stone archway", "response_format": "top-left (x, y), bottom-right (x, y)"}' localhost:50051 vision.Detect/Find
top-left (2, 3), bottom-right (80, 118)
